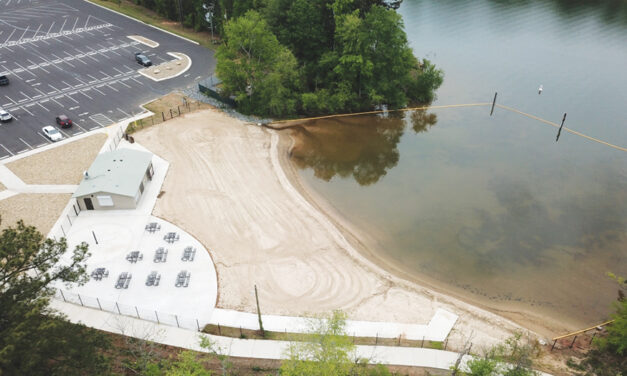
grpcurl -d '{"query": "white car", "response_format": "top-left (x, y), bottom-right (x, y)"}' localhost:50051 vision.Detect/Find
top-left (42, 126), bottom-right (63, 142)
top-left (0, 108), bottom-right (12, 122)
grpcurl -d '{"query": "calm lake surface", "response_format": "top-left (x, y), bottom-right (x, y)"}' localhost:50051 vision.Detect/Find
top-left (290, 0), bottom-right (627, 330)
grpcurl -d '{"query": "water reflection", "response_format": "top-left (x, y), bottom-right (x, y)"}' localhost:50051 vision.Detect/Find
top-left (289, 109), bottom-right (438, 185)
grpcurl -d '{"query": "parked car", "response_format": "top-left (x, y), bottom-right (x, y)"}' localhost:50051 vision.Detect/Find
top-left (134, 52), bottom-right (152, 67)
top-left (0, 108), bottom-right (12, 122)
top-left (42, 126), bottom-right (63, 142)
top-left (55, 114), bottom-right (72, 128)
top-left (0, 75), bottom-right (8, 86)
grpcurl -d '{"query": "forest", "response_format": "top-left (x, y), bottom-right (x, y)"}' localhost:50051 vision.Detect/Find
top-left (128, 0), bottom-right (443, 117)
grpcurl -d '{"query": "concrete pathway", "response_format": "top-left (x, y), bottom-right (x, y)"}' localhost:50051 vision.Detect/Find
top-left (210, 308), bottom-right (457, 342)
top-left (50, 299), bottom-right (473, 371)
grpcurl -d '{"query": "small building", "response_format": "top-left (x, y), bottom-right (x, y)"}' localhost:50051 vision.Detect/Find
top-left (73, 149), bottom-right (154, 210)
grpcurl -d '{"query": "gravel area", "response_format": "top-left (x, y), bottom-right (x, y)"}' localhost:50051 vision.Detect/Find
top-left (0, 193), bottom-right (71, 234)
top-left (5, 134), bottom-right (107, 185)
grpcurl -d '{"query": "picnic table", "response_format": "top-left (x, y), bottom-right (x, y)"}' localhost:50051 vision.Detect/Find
top-left (153, 247), bottom-right (168, 263)
top-left (126, 251), bottom-right (143, 263)
top-left (145, 271), bottom-right (161, 286)
top-left (175, 270), bottom-right (191, 288)
top-left (181, 246), bottom-right (196, 262)
top-left (163, 232), bottom-right (180, 243)
top-left (115, 272), bottom-right (132, 289)
top-left (145, 222), bottom-right (161, 233)
top-left (91, 268), bottom-right (109, 281)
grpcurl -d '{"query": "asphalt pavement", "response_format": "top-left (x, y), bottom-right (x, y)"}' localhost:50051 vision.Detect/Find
top-left (0, 0), bottom-right (215, 158)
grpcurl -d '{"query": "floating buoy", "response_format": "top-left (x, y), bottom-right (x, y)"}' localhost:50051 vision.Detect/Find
top-left (538, 85), bottom-right (543, 94)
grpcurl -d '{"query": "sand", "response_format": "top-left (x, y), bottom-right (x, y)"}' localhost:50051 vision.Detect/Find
top-left (132, 108), bottom-right (543, 352)
top-left (0, 193), bottom-right (71, 233)
top-left (5, 134), bottom-right (107, 185)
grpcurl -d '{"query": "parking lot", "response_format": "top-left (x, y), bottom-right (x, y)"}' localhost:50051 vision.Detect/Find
top-left (0, 0), bottom-right (215, 158)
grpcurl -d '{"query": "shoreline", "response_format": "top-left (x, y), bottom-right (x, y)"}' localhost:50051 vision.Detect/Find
top-left (137, 109), bottom-right (555, 353)
top-left (275, 129), bottom-right (576, 338)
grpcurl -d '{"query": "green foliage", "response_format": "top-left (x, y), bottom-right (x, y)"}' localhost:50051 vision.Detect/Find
top-left (0, 220), bottom-right (110, 375)
top-left (428, 341), bottom-right (443, 350)
top-left (466, 357), bottom-right (497, 376)
top-left (592, 275), bottom-right (627, 357)
top-left (216, 10), bottom-right (300, 117)
top-left (280, 310), bottom-right (394, 376)
top-left (215, 0), bottom-right (443, 117)
top-left (164, 351), bottom-right (213, 376)
top-left (453, 333), bottom-right (539, 376)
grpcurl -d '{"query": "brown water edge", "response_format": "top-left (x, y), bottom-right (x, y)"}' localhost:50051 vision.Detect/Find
top-left (275, 127), bottom-right (620, 338)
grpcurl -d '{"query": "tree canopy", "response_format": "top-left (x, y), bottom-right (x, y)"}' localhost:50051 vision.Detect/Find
top-left (0, 220), bottom-right (109, 375)
top-left (215, 0), bottom-right (443, 117)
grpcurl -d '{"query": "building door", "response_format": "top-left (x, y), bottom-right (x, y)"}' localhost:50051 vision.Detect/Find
top-left (84, 198), bottom-right (94, 210)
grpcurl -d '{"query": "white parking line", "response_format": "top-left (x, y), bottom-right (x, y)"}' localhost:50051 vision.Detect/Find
top-left (1, 64), bottom-right (21, 79)
top-left (37, 133), bottom-right (52, 144)
top-left (15, 62), bottom-right (36, 77)
top-left (91, 86), bottom-right (106, 95)
top-left (79, 90), bottom-right (93, 100)
top-left (56, 127), bottom-right (71, 138)
top-left (73, 122), bottom-right (87, 132)
top-left (117, 107), bottom-right (131, 117)
top-left (65, 94), bottom-right (79, 104)
top-left (0, 144), bottom-right (14, 156)
top-left (20, 105), bottom-right (34, 115)
top-left (19, 137), bottom-right (32, 149)
top-left (37, 102), bottom-right (49, 112)
top-left (4, 95), bottom-right (17, 105)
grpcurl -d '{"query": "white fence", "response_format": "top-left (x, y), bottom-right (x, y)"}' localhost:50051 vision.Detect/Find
top-left (54, 289), bottom-right (205, 332)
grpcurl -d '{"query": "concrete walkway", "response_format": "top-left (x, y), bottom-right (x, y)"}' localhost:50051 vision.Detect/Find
top-left (210, 308), bottom-right (457, 342)
top-left (50, 299), bottom-right (473, 371)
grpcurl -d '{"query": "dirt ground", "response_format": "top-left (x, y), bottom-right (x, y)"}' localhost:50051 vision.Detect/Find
top-left (0, 182), bottom-right (5, 191)
top-left (134, 109), bottom-right (538, 354)
top-left (5, 134), bottom-right (107, 185)
top-left (143, 92), bottom-right (213, 114)
top-left (0, 193), bottom-right (71, 233)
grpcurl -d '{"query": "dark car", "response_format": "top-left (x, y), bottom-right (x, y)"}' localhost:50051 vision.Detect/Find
top-left (135, 52), bottom-right (152, 67)
top-left (0, 75), bottom-right (8, 86)
top-left (56, 114), bottom-right (73, 128)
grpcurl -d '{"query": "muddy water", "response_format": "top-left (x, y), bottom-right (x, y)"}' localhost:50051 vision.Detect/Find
top-left (290, 88), bottom-right (626, 329)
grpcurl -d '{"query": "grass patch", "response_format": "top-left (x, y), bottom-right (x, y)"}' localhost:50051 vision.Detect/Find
top-left (202, 324), bottom-right (447, 349)
top-left (88, 0), bottom-right (218, 49)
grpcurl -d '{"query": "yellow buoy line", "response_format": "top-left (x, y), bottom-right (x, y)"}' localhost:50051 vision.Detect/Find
top-left (267, 102), bottom-right (626, 153)
top-left (495, 104), bottom-right (627, 153)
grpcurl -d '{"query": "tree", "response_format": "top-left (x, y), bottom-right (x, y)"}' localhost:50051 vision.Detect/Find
top-left (215, 10), bottom-right (300, 117)
top-left (280, 310), bottom-right (392, 375)
top-left (454, 332), bottom-right (540, 376)
top-left (0, 220), bottom-right (110, 375)
top-left (575, 274), bottom-right (627, 374)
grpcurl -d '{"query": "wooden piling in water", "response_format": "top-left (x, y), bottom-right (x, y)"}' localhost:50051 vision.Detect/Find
top-left (490, 92), bottom-right (497, 116)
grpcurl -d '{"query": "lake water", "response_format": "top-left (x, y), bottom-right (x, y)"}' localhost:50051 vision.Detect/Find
top-left (289, 0), bottom-right (627, 330)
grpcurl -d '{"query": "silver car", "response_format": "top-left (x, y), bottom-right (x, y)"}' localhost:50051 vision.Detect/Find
top-left (0, 108), bottom-right (12, 122)
top-left (42, 126), bottom-right (63, 142)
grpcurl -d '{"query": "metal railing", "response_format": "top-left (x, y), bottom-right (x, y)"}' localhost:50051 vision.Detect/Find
top-left (54, 288), bottom-right (205, 332)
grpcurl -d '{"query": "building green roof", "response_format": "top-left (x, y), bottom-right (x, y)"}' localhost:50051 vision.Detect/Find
top-left (73, 149), bottom-right (153, 198)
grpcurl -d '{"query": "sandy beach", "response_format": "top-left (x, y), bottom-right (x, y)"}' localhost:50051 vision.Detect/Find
top-left (134, 108), bottom-right (545, 350)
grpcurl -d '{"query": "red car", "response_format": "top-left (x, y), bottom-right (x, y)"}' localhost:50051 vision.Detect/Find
top-left (56, 115), bottom-right (72, 128)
